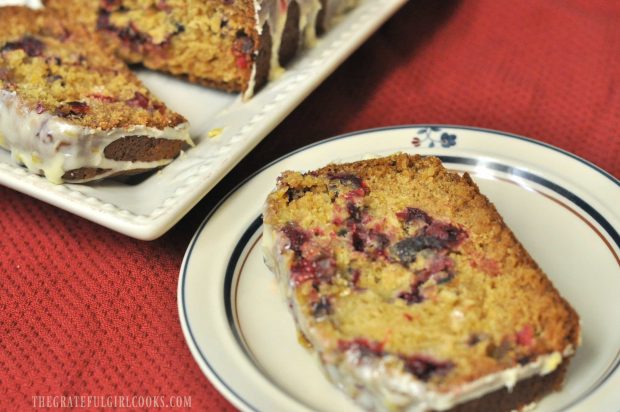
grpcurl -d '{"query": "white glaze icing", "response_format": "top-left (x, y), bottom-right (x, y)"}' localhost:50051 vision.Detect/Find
top-left (0, 90), bottom-right (191, 183)
top-left (259, 0), bottom-right (288, 81)
top-left (256, 0), bottom-right (324, 81)
top-left (296, 0), bottom-right (323, 48)
top-left (262, 221), bottom-right (577, 412)
top-left (321, 0), bottom-right (359, 31)
top-left (243, 4), bottom-right (263, 100)
top-left (247, 0), bottom-right (358, 96)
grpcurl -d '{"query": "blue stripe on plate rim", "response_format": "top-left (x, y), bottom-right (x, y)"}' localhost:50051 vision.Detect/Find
top-left (179, 125), bottom-right (620, 412)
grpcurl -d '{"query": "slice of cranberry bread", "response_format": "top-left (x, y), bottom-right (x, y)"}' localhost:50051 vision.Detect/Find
top-left (0, 6), bottom-right (191, 183)
top-left (44, 0), bottom-right (360, 99)
top-left (263, 154), bottom-right (580, 412)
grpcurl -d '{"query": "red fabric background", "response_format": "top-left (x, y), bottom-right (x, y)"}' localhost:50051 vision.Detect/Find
top-left (1, 0), bottom-right (619, 410)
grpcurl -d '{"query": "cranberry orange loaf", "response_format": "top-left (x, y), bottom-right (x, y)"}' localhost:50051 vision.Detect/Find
top-left (0, 7), bottom-right (191, 183)
top-left (44, 0), bottom-right (360, 99)
top-left (263, 154), bottom-right (580, 412)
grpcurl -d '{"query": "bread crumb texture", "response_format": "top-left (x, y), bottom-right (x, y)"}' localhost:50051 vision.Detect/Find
top-left (44, 0), bottom-right (259, 92)
top-left (264, 153), bottom-right (580, 391)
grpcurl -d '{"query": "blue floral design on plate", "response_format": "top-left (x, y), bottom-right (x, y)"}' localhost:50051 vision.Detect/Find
top-left (412, 127), bottom-right (458, 148)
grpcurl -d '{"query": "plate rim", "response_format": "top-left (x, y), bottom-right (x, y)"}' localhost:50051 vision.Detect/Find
top-left (178, 124), bottom-right (620, 412)
top-left (188, 124), bottom-right (620, 204)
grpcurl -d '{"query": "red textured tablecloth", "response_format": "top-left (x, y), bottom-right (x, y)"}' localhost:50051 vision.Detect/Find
top-left (2, 0), bottom-right (619, 410)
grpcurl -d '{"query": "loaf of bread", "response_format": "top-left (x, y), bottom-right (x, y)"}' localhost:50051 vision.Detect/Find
top-left (263, 153), bottom-right (580, 412)
top-left (0, 6), bottom-right (191, 183)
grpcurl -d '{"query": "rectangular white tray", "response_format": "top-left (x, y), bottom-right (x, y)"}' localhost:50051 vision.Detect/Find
top-left (0, 0), bottom-right (406, 239)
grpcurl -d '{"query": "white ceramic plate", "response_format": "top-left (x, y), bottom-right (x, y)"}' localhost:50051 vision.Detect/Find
top-left (179, 126), bottom-right (620, 412)
top-left (0, 0), bottom-right (406, 240)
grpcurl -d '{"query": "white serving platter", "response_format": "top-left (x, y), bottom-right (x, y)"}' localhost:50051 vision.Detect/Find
top-left (0, 0), bottom-right (406, 239)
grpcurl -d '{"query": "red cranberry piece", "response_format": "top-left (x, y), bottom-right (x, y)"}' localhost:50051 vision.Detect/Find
top-left (88, 93), bottom-right (117, 103)
top-left (101, 0), bottom-right (122, 12)
top-left (291, 267), bottom-right (315, 286)
top-left (398, 286), bottom-right (424, 304)
top-left (398, 255), bottom-right (455, 304)
top-left (391, 236), bottom-right (443, 265)
top-left (338, 339), bottom-right (384, 358)
top-left (315, 257), bottom-right (335, 277)
top-left (281, 222), bottom-right (309, 255)
top-left (396, 207), bottom-right (432, 224)
top-left (346, 202), bottom-right (363, 223)
top-left (1, 36), bottom-right (46, 57)
top-left (328, 173), bottom-right (363, 189)
top-left (35, 103), bottom-right (46, 114)
top-left (344, 187), bottom-right (366, 199)
top-left (233, 32), bottom-right (254, 55)
top-left (97, 11), bottom-right (112, 30)
top-left (156, 0), bottom-right (172, 12)
top-left (126, 91), bottom-right (149, 109)
top-left (424, 221), bottom-right (467, 246)
top-left (471, 256), bottom-right (501, 276)
top-left (369, 231), bottom-right (390, 253)
top-left (352, 229), bottom-right (366, 252)
top-left (0, 67), bottom-right (10, 81)
top-left (516, 324), bottom-right (534, 346)
top-left (427, 255), bottom-right (454, 274)
top-left (235, 54), bottom-right (249, 69)
top-left (417, 255), bottom-right (455, 285)
top-left (152, 101), bottom-right (167, 115)
top-left (53, 101), bottom-right (90, 118)
top-left (296, 254), bottom-right (335, 286)
top-left (350, 269), bottom-right (361, 287)
top-left (290, 252), bottom-right (334, 287)
top-left (120, 24), bottom-right (145, 45)
top-left (403, 355), bottom-right (454, 381)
